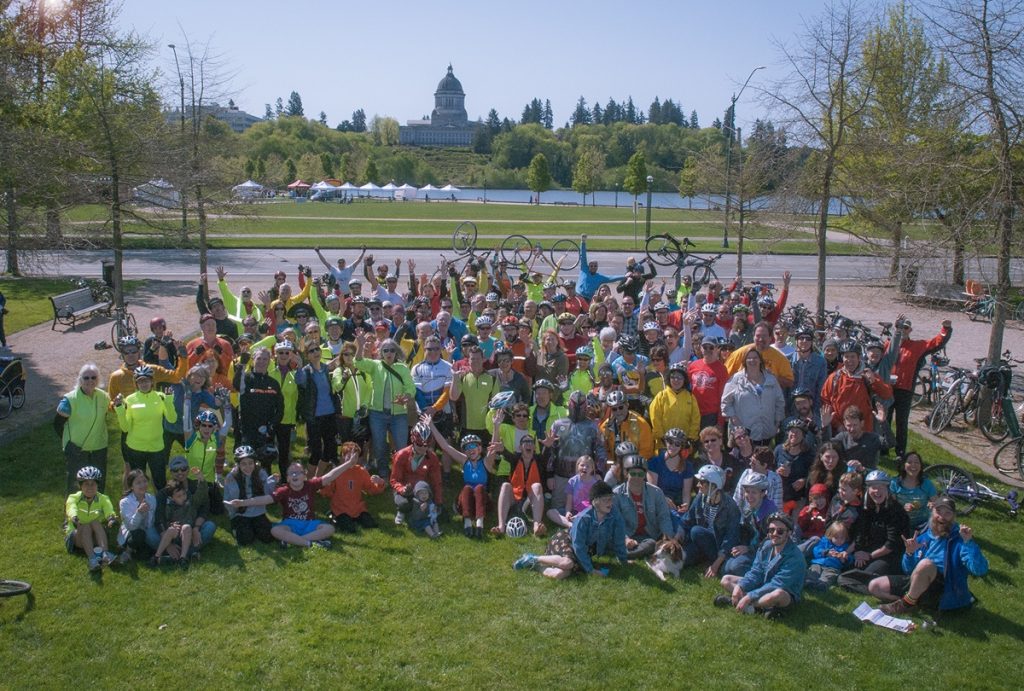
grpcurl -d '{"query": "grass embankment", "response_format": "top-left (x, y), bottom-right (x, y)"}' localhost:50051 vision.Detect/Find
top-left (0, 419), bottom-right (1020, 688)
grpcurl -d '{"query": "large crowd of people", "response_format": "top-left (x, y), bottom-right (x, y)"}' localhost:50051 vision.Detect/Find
top-left (56, 237), bottom-right (986, 619)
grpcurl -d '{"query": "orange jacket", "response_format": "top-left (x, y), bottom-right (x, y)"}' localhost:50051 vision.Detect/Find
top-left (321, 465), bottom-right (386, 518)
top-left (820, 368), bottom-right (893, 433)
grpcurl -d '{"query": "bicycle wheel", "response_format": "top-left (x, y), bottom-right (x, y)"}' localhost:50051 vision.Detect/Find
top-left (928, 388), bottom-right (959, 434)
top-left (1015, 439), bottom-right (1024, 483)
top-left (1015, 301), bottom-right (1024, 322)
top-left (923, 464), bottom-right (978, 515)
top-left (125, 312), bottom-right (138, 338)
top-left (980, 399), bottom-right (1010, 443)
top-left (0, 579), bottom-right (31, 597)
top-left (691, 263), bottom-right (718, 286)
top-left (11, 385), bottom-right (25, 410)
top-left (645, 234), bottom-right (682, 267)
top-left (0, 385), bottom-right (12, 420)
top-left (500, 234), bottom-right (533, 265)
top-left (993, 438), bottom-right (1021, 477)
top-left (911, 373), bottom-right (928, 408)
top-left (550, 239), bottom-right (580, 270)
top-left (452, 221), bottom-right (477, 254)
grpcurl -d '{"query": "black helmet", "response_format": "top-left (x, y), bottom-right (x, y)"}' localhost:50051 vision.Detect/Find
top-left (837, 339), bottom-right (861, 355)
top-left (617, 334), bottom-right (639, 352)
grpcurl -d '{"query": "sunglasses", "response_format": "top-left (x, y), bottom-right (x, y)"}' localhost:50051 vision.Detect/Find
top-left (611, 405), bottom-right (627, 412)
top-left (82, 375), bottom-right (98, 381)
top-left (767, 527), bottom-right (789, 535)
top-left (172, 468), bottom-right (188, 473)
top-left (122, 349), bottom-right (139, 355)
top-left (381, 348), bottom-right (397, 354)
top-left (463, 443), bottom-right (480, 450)
top-left (513, 412), bottom-right (529, 418)
top-left (665, 440), bottom-right (682, 447)
top-left (199, 423), bottom-right (217, 429)
top-left (425, 346), bottom-right (440, 351)
top-left (627, 470), bottom-right (646, 477)
top-left (307, 349), bottom-right (321, 355)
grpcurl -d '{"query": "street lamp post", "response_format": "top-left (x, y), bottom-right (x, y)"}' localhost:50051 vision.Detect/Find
top-left (722, 65), bottom-right (765, 250)
top-left (168, 44), bottom-right (188, 238)
top-left (644, 175), bottom-right (654, 241)
top-left (614, 183), bottom-right (620, 209)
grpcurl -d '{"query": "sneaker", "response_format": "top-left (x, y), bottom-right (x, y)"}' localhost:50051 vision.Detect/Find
top-left (881, 598), bottom-right (915, 616)
top-left (394, 512), bottom-right (405, 526)
top-left (118, 549), bottom-right (133, 565)
top-left (88, 553), bottom-right (103, 571)
top-left (279, 540), bottom-right (289, 550)
top-left (178, 557), bottom-right (190, 570)
top-left (713, 594), bottom-right (732, 608)
top-left (512, 553), bottom-right (538, 570)
top-left (310, 539), bottom-right (332, 550)
top-left (148, 555), bottom-right (160, 568)
top-left (473, 527), bottom-right (483, 539)
top-left (464, 526), bottom-right (473, 538)
top-left (761, 607), bottom-right (783, 620)
top-left (190, 550), bottom-right (202, 563)
top-left (101, 551), bottom-right (117, 566)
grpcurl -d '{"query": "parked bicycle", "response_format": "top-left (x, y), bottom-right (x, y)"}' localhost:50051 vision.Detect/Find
top-left (912, 350), bottom-right (950, 408)
top-left (928, 365), bottom-right (982, 434)
top-left (644, 234), bottom-right (721, 284)
top-left (110, 303), bottom-right (138, 353)
top-left (974, 351), bottom-right (1023, 443)
top-left (924, 464), bottom-right (1019, 517)
top-left (500, 234), bottom-right (580, 271)
top-left (74, 278), bottom-right (113, 314)
top-left (0, 356), bottom-right (26, 420)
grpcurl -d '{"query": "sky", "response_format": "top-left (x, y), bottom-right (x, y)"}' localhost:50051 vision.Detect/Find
top-left (115, 0), bottom-right (833, 131)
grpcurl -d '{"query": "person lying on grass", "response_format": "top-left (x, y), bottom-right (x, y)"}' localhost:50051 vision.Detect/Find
top-left (512, 480), bottom-right (627, 579)
top-left (226, 457), bottom-right (356, 549)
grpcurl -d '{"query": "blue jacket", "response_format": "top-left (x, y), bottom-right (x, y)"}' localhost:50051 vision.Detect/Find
top-left (570, 504), bottom-right (628, 574)
top-left (811, 537), bottom-right (853, 570)
top-left (902, 523), bottom-right (988, 611)
top-left (612, 482), bottom-right (674, 541)
top-left (739, 538), bottom-right (807, 602)
top-left (576, 239), bottom-right (626, 300)
top-left (677, 491), bottom-right (741, 558)
top-left (789, 351), bottom-right (828, 410)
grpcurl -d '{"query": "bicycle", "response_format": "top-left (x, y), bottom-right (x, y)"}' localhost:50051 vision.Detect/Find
top-left (644, 234), bottom-right (721, 284)
top-left (912, 351), bottom-right (950, 408)
top-left (500, 234), bottom-right (580, 271)
top-left (973, 351), bottom-right (1023, 443)
top-left (110, 303), bottom-right (138, 353)
top-left (964, 293), bottom-right (996, 322)
top-left (74, 278), bottom-right (114, 314)
top-left (928, 365), bottom-right (981, 434)
top-left (923, 464), bottom-right (1019, 517)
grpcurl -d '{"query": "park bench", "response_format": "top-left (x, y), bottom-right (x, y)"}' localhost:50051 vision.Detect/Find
top-left (49, 287), bottom-right (110, 331)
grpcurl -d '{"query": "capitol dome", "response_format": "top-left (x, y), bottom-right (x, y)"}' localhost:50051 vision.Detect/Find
top-left (431, 64), bottom-right (468, 127)
top-left (436, 64), bottom-right (464, 94)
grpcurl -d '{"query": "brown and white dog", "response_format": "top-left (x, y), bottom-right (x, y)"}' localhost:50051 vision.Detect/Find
top-left (646, 538), bottom-right (684, 581)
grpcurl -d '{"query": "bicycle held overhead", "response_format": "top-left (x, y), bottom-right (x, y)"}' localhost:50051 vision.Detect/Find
top-left (644, 234), bottom-right (721, 285)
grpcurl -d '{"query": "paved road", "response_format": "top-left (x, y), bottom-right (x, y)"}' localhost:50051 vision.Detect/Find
top-left (14, 248), bottom-right (945, 283)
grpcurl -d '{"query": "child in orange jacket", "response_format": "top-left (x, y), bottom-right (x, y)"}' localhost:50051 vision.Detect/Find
top-left (320, 442), bottom-right (387, 532)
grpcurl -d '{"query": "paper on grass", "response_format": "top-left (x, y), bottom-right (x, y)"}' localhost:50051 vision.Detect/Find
top-left (853, 601), bottom-right (914, 633)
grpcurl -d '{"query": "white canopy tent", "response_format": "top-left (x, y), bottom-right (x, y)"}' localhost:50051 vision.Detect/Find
top-left (394, 183), bottom-right (417, 200)
top-left (440, 184), bottom-right (460, 192)
top-left (339, 182), bottom-right (357, 190)
top-left (419, 184), bottom-right (438, 192)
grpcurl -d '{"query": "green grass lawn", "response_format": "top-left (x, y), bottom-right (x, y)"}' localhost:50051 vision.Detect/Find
top-left (0, 418), bottom-right (1020, 688)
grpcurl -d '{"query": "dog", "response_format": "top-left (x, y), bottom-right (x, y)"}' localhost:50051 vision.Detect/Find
top-left (646, 538), bottom-right (684, 581)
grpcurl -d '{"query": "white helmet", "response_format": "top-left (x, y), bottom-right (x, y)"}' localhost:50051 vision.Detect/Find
top-left (695, 464), bottom-right (726, 493)
top-left (505, 516), bottom-right (527, 538)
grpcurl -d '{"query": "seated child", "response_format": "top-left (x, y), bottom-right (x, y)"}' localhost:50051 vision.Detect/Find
top-left (548, 455), bottom-right (598, 529)
top-left (797, 483), bottom-right (830, 540)
top-left (153, 470), bottom-right (206, 568)
top-left (409, 480), bottom-right (441, 539)
top-left (805, 520), bottom-right (853, 590)
top-left (320, 442), bottom-right (387, 533)
top-left (65, 466), bottom-right (118, 572)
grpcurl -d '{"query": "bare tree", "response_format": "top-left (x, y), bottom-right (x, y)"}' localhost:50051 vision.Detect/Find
top-left (924, 0), bottom-right (1024, 363)
top-left (762, 0), bottom-right (879, 319)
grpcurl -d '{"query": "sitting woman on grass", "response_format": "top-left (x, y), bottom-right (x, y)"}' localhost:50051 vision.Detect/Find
top-left (511, 480), bottom-right (627, 579)
top-left (65, 465), bottom-right (118, 572)
top-left (223, 446), bottom-right (278, 546)
top-left (117, 469), bottom-right (159, 562)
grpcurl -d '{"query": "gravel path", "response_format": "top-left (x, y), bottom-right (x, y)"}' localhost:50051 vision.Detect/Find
top-left (2, 277), bottom-right (1020, 486)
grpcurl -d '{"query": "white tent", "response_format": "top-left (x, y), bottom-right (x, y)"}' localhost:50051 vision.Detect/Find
top-left (339, 182), bottom-right (357, 190)
top-left (233, 179), bottom-right (263, 191)
top-left (395, 183), bottom-right (417, 200)
top-left (134, 178), bottom-right (181, 207)
top-left (381, 182), bottom-right (398, 191)
top-left (397, 183), bottom-right (417, 192)
top-left (440, 184), bottom-right (460, 192)
top-left (311, 180), bottom-right (337, 190)
top-left (419, 184), bottom-right (438, 192)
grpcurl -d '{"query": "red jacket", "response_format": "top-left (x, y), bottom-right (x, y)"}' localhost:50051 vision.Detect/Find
top-left (321, 465), bottom-right (386, 518)
top-left (820, 368), bottom-right (893, 433)
top-left (891, 326), bottom-right (952, 391)
top-left (390, 446), bottom-right (443, 503)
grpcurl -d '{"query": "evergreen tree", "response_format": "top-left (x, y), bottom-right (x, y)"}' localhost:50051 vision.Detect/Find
top-left (712, 117), bottom-right (722, 130)
top-left (625, 96), bottom-right (637, 123)
top-left (352, 109), bottom-right (367, 132)
top-left (486, 108), bottom-right (501, 133)
top-left (228, 98), bottom-right (236, 109)
top-left (571, 96), bottom-right (591, 126)
top-left (526, 153), bottom-right (552, 203)
top-left (604, 97), bottom-right (620, 124)
top-left (286, 91), bottom-right (304, 117)
top-left (542, 99), bottom-right (554, 129)
top-left (690, 110), bottom-right (699, 128)
top-left (723, 103), bottom-right (736, 141)
top-left (318, 111), bottom-right (328, 126)
top-left (648, 96), bottom-right (662, 124)
top-left (275, 97), bottom-right (284, 117)
top-left (591, 100), bottom-right (603, 124)
top-left (264, 103), bottom-right (273, 120)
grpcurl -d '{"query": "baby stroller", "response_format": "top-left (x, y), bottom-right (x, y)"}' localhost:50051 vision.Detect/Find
top-left (0, 356), bottom-right (26, 420)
